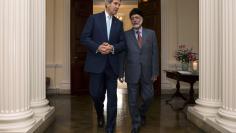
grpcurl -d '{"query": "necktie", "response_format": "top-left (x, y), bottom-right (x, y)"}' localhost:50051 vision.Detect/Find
top-left (136, 31), bottom-right (142, 48)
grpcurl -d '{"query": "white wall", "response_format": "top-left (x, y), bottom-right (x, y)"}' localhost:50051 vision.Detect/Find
top-left (46, 0), bottom-right (65, 92)
top-left (161, 0), bottom-right (199, 92)
top-left (177, 0), bottom-right (199, 52)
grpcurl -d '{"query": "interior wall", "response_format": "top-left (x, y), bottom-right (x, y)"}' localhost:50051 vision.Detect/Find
top-left (161, 0), bottom-right (199, 91)
top-left (46, 0), bottom-right (64, 91)
top-left (45, 0), bottom-right (199, 92)
top-left (177, 0), bottom-right (199, 53)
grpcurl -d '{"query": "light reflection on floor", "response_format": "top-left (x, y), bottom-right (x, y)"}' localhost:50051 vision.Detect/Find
top-left (103, 88), bottom-right (128, 110)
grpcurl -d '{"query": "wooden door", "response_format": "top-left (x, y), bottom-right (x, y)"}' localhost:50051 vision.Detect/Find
top-left (139, 0), bottom-right (161, 96)
top-left (71, 0), bottom-right (92, 95)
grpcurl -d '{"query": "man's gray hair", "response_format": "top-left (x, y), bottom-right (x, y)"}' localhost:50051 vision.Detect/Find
top-left (105, 0), bottom-right (113, 4)
top-left (105, 0), bottom-right (121, 4)
top-left (105, 0), bottom-right (121, 8)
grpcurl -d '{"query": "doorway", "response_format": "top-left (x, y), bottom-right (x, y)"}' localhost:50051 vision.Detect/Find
top-left (70, 0), bottom-right (161, 96)
top-left (70, 0), bottom-right (92, 95)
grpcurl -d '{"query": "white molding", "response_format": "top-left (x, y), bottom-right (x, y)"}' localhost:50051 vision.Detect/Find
top-left (62, 0), bottom-right (71, 90)
top-left (161, 0), bottom-right (171, 89)
top-left (46, 87), bottom-right (71, 94)
top-left (60, 80), bottom-right (71, 90)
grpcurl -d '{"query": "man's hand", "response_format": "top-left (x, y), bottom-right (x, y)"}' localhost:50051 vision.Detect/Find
top-left (98, 42), bottom-right (113, 55)
top-left (118, 76), bottom-right (125, 83)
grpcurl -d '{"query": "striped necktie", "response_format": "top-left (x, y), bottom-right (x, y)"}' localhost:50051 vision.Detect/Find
top-left (136, 31), bottom-right (142, 48)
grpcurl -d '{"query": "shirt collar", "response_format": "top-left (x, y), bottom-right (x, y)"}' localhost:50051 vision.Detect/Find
top-left (134, 27), bottom-right (143, 34)
top-left (105, 10), bottom-right (112, 19)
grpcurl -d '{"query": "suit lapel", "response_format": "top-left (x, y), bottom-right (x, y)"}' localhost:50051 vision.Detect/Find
top-left (109, 16), bottom-right (117, 42)
top-left (100, 12), bottom-right (108, 41)
top-left (141, 28), bottom-right (147, 49)
top-left (129, 30), bottom-right (140, 49)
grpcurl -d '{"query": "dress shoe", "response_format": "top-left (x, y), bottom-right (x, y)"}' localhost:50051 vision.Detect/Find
top-left (141, 116), bottom-right (146, 126)
top-left (97, 115), bottom-right (105, 127)
top-left (106, 128), bottom-right (114, 133)
top-left (131, 127), bottom-right (140, 133)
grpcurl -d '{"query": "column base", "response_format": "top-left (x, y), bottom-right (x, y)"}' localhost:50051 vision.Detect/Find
top-left (205, 117), bottom-right (236, 133)
top-left (214, 108), bottom-right (236, 133)
top-left (0, 107), bottom-right (55, 133)
top-left (34, 106), bottom-right (55, 133)
top-left (193, 99), bottom-right (221, 120)
top-left (188, 106), bottom-right (236, 133)
top-left (0, 110), bottom-right (36, 132)
top-left (187, 106), bottom-right (221, 133)
top-left (0, 118), bottom-right (43, 133)
top-left (31, 99), bottom-right (51, 119)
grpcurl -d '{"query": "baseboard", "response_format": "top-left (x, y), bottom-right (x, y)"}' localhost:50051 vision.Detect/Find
top-left (46, 88), bottom-right (70, 94)
top-left (46, 88), bottom-right (198, 95)
top-left (161, 88), bottom-right (199, 94)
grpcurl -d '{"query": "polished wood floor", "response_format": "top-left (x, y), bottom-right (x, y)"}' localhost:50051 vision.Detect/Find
top-left (45, 89), bottom-right (204, 133)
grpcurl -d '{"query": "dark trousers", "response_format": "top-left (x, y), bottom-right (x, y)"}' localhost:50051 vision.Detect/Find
top-left (127, 80), bottom-right (154, 128)
top-left (89, 63), bottom-right (118, 130)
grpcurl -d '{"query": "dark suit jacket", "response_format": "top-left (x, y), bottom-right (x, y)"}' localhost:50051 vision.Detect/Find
top-left (80, 11), bottom-right (126, 75)
top-left (119, 28), bottom-right (159, 83)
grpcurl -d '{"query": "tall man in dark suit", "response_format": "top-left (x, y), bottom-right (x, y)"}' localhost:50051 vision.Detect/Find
top-left (80, 0), bottom-right (125, 133)
top-left (119, 8), bottom-right (159, 133)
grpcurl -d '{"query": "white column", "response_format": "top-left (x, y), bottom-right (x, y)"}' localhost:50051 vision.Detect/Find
top-left (188, 0), bottom-right (222, 119)
top-left (0, 0), bottom-right (36, 132)
top-left (161, 0), bottom-right (170, 89)
top-left (30, 0), bottom-right (52, 118)
top-left (215, 0), bottom-right (236, 132)
top-left (161, 0), bottom-right (178, 90)
top-left (60, 0), bottom-right (71, 91)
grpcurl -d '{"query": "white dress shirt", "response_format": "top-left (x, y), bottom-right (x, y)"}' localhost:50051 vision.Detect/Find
top-left (134, 27), bottom-right (143, 39)
top-left (105, 10), bottom-right (112, 40)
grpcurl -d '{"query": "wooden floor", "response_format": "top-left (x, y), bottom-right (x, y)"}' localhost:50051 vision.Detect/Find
top-left (45, 89), bottom-right (204, 133)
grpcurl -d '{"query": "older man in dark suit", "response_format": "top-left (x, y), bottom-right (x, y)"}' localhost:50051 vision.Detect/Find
top-left (80, 0), bottom-right (125, 133)
top-left (119, 8), bottom-right (159, 133)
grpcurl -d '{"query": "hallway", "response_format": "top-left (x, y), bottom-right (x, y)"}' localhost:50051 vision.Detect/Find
top-left (45, 89), bottom-right (203, 133)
